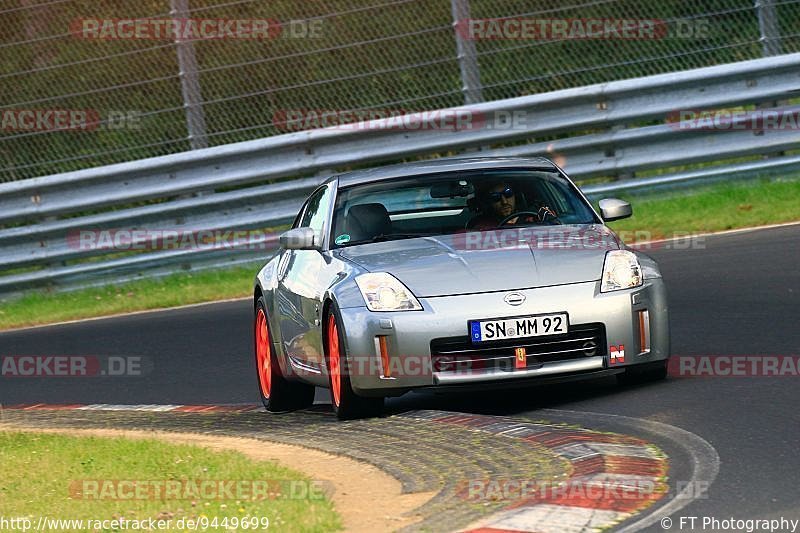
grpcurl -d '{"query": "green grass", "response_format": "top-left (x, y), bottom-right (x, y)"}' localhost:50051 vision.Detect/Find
top-left (605, 177), bottom-right (800, 241)
top-left (0, 431), bottom-right (341, 532)
top-left (0, 266), bottom-right (258, 330)
top-left (0, 177), bottom-right (798, 331)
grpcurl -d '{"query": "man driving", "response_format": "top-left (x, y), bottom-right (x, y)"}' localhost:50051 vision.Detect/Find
top-left (488, 182), bottom-right (517, 220)
top-left (468, 181), bottom-right (557, 230)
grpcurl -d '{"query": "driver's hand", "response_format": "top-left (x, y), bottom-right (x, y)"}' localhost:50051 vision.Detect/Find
top-left (505, 206), bottom-right (558, 225)
top-left (536, 206), bottom-right (558, 222)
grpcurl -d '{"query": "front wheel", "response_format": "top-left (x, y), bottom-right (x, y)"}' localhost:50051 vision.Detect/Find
top-left (255, 297), bottom-right (315, 412)
top-left (325, 305), bottom-right (384, 420)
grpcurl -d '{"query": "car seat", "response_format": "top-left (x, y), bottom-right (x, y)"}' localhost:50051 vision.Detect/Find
top-left (343, 203), bottom-right (392, 242)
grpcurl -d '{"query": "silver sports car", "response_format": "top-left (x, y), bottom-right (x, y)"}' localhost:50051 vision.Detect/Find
top-left (254, 157), bottom-right (670, 419)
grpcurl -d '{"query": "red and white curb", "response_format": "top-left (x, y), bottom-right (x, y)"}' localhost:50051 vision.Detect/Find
top-left (2, 405), bottom-right (669, 532)
top-left (399, 411), bottom-right (669, 533)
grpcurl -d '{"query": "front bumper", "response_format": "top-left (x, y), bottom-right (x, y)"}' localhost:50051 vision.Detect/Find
top-left (337, 278), bottom-right (669, 396)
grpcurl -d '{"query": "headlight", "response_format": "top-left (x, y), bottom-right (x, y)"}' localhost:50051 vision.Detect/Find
top-left (601, 250), bottom-right (643, 292)
top-left (355, 273), bottom-right (422, 311)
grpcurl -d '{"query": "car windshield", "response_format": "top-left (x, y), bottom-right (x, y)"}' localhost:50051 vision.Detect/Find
top-left (330, 169), bottom-right (599, 248)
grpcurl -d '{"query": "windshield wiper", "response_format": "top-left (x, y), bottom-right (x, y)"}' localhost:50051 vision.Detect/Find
top-left (343, 232), bottom-right (433, 246)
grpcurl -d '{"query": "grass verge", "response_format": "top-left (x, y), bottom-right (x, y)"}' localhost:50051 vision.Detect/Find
top-left (605, 177), bottom-right (800, 240)
top-left (0, 177), bottom-right (798, 331)
top-left (0, 266), bottom-right (257, 331)
top-left (0, 431), bottom-right (341, 532)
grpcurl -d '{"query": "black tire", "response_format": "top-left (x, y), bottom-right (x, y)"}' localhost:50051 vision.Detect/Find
top-left (617, 359), bottom-right (669, 386)
top-left (254, 297), bottom-right (315, 412)
top-left (324, 303), bottom-right (384, 420)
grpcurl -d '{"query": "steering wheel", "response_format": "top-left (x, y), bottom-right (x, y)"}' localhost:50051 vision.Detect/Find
top-left (498, 211), bottom-right (539, 226)
top-left (498, 208), bottom-right (561, 227)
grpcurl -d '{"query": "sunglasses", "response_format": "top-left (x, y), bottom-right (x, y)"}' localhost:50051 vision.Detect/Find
top-left (488, 187), bottom-right (514, 202)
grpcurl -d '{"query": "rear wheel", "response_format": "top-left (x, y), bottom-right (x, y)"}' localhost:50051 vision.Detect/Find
top-left (325, 305), bottom-right (383, 420)
top-left (255, 297), bottom-right (315, 412)
top-left (617, 359), bottom-right (668, 385)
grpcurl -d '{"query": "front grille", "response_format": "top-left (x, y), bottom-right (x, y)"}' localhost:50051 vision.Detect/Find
top-left (430, 323), bottom-right (606, 373)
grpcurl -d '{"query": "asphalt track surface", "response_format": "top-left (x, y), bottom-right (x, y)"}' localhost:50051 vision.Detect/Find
top-left (2, 224), bottom-right (799, 531)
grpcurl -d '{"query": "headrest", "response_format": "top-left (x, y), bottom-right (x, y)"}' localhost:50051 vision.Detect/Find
top-left (345, 203), bottom-right (391, 241)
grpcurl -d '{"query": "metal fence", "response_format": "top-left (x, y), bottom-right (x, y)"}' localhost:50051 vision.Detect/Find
top-left (1, 52), bottom-right (799, 294)
top-left (1, 0), bottom-right (799, 182)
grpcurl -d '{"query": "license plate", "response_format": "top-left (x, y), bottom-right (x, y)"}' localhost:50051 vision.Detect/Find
top-left (469, 313), bottom-right (569, 344)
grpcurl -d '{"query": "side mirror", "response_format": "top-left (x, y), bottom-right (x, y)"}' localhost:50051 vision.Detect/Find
top-left (598, 198), bottom-right (632, 222)
top-left (280, 227), bottom-right (320, 250)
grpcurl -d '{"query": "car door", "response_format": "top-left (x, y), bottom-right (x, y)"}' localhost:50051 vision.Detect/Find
top-left (276, 184), bottom-right (333, 372)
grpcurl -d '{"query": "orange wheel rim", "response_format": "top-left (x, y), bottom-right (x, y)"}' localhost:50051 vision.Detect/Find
top-left (256, 309), bottom-right (272, 398)
top-left (328, 315), bottom-right (341, 407)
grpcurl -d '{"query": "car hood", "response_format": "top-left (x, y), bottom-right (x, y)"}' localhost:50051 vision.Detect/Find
top-left (336, 225), bottom-right (621, 297)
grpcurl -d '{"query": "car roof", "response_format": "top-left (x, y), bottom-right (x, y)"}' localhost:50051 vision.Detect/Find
top-left (328, 156), bottom-right (557, 188)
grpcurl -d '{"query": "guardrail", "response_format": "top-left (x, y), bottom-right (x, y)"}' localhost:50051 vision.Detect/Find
top-left (2, 53), bottom-right (800, 294)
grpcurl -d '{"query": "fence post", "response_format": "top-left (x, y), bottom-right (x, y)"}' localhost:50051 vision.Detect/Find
top-left (450, 0), bottom-right (484, 105)
top-left (755, 0), bottom-right (783, 161)
top-left (170, 0), bottom-right (208, 150)
top-left (756, 0), bottom-right (782, 57)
